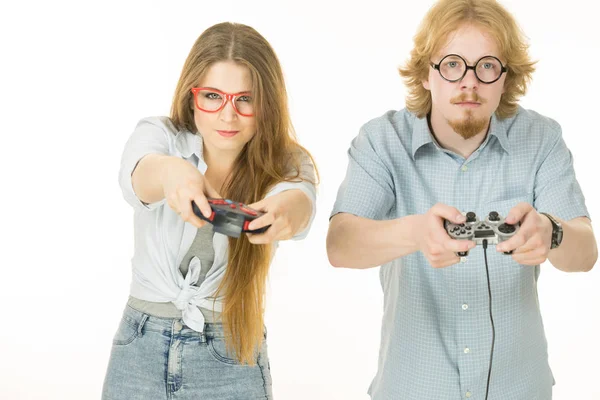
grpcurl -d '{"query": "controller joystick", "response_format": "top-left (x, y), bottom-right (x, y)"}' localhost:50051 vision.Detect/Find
top-left (444, 211), bottom-right (520, 258)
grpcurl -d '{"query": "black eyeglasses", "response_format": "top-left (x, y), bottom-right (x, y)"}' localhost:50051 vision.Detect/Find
top-left (430, 54), bottom-right (507, 84)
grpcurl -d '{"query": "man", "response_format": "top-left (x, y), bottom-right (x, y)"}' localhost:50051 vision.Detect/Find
top-left (326, 0), bottom-right (597, 399)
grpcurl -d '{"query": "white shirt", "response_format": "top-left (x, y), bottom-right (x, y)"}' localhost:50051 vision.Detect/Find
top-left (119, 116), bottom-right (317, 332)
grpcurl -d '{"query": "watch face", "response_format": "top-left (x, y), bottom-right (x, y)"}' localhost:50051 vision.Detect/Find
top-left (555, 229), bottom-right (564, 247)
top-left (543, 213), bottom-right (562, 249)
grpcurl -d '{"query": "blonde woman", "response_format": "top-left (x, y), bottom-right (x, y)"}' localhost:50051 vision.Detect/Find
top-left (102, 22), bottom-right (317, 400)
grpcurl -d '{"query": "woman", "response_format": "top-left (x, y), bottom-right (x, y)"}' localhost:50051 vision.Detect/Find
top-left (102, 22), bottom-right (318, 400)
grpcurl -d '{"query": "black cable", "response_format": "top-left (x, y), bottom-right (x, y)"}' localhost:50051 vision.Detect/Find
top-left (482, 239), bottom-right (495, 400)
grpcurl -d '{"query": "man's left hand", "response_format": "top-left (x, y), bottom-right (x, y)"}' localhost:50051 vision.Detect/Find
top-left (496, 202), bottom-right (553, 265)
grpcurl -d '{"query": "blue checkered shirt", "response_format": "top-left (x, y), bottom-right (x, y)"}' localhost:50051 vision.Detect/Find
top-left (331, 106), bottom-right (589, 400)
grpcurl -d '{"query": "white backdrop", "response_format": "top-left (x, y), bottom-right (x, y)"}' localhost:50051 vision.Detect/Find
top-left (1, 1), bottom-right (598, 399)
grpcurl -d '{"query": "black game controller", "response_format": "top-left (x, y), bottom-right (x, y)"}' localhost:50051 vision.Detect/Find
top-left (191, 198), bottom-right (270, 238)
top-left (444, 211), bottom-right (520, 257)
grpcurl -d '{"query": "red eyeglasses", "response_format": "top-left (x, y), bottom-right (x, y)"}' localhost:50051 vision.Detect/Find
top-left (191, 87), bottom-right (254, 117)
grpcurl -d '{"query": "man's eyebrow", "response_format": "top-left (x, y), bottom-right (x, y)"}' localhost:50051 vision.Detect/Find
top-left (436, 53), bottom-right (502, 63)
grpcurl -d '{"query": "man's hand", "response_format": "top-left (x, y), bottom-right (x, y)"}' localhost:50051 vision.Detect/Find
top-left (416, 203), bottom-right (476, 268)
top-left (496, 202), bottom-right (553, 265)
top-left (245, 189), bottom-right (312, 244)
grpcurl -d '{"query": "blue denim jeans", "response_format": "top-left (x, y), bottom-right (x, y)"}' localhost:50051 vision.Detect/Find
top-left (102, 304), bottom-right (273, 399)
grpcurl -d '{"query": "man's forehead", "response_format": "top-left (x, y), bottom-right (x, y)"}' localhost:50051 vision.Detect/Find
top-left (434, 25), bottom-right (502, 62)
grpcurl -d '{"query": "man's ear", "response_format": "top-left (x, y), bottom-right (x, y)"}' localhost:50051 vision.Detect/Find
top-left (422, 78), bottom-right (431, 91)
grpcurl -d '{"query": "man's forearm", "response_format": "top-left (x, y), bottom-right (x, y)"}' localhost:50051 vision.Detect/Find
top-left (326, 213), bottom-right (420, 269)
top-left (548, 217), bottom-right (597, 272)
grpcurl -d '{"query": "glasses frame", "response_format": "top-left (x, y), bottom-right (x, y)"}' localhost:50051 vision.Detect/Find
top-left (430, 54), bottom-right (508, 84)
top-left (191, 87), bottom-right (255, 117)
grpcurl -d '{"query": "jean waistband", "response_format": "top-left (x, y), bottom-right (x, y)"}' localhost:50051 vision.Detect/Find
top-left (122, 303), bottom-right (229, 339)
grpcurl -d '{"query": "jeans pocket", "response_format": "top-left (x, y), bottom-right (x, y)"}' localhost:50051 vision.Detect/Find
top-left (112, 314), bottom-right (147, 346)
top-left (206, 337), bottom-right (267, 366)
top-left (207, 337), bottom-right (242, 365)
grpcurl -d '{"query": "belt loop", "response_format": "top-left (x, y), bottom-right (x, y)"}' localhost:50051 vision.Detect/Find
top-left (137, 314), bottom-right (149, 337)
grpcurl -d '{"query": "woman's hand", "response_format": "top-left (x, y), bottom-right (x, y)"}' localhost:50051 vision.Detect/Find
top-left (245, 189), bottom-right (312, 244)
top-left (160, 157), bottom-right (220, 228)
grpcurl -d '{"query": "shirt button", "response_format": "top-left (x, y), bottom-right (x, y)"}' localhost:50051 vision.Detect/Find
top-left (461, 165), bottom-right (468, 172)
top-left (462, 304), bottom-right (469, 310)
top-left (466, 392), bottom-right (472, 398)
top-left (464, 347), bottom-right (470, 354)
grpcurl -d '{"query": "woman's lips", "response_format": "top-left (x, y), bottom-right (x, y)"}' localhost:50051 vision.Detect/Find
top-left (217, 130), bottom-right (239, 137)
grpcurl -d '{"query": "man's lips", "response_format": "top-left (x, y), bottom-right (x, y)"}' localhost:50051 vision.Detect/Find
top-left (454, 101), bottom-right (481, 108)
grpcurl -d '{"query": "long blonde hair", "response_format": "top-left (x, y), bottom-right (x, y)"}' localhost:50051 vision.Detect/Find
top-left (399, 0), bottom-right (536, 119)
top-left (170, 22), bottom-right (318, 364)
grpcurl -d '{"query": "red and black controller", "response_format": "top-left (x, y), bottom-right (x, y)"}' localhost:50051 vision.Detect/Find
top-left (191, 198), bottom-right (270, 238)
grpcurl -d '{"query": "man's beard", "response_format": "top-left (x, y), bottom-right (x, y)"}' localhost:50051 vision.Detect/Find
top-left (447, 93), bottom-right (490, 139)
top-left (448, 110), bottom-right (489, 140)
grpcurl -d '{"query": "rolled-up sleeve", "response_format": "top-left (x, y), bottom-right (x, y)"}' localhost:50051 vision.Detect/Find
top-left (533, 123), bottom-right (590, 221)
top-left (330, 125), bottom-right (396, 221)
top-left (118, 117), bottom-right (172, 211)
top-left (265, 151), bottom-right (317, 240)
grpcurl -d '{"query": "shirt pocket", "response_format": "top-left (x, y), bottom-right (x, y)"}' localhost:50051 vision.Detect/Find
top-left (485, 193), bottom-right (533, 219)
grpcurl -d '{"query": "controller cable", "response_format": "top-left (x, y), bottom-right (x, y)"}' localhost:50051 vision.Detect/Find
top-left (482, 239), bottom-right (495, 400)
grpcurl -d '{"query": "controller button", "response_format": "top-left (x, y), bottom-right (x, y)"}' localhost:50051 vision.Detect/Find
top-left (466, 212), bottom-right (476, 222)
top-left (498, 223), bottom-right (516, 234)
top-left (489, 211), bottom-right (500, 221)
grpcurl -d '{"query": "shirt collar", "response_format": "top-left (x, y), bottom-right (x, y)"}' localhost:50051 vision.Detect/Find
top-left (411, 112), bottom-right (511, 159)
top-left (175, 130), bottom-right (204, 158)
top-left (175, 130), bottom-right (207, 172)
top-left (488, 112), bottom-right (511, 154)
top-left (411, 115), bottom-right (434, 160)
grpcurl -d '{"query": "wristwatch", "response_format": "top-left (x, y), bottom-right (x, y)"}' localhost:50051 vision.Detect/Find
top-left (540, 212), bottom-right (563, 249)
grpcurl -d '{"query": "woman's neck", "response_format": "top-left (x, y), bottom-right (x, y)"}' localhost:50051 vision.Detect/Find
top-left (202, 145), bottom-right (239, 195)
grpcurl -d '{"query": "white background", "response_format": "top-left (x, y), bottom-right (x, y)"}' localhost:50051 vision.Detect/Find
top-left (1, 1), bottom-right (598, 399)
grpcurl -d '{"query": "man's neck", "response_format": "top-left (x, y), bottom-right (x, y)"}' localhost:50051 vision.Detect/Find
top-left (428, 112), bottom-right (490, 160)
